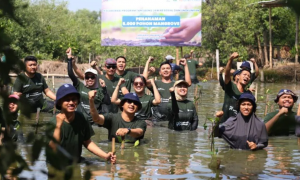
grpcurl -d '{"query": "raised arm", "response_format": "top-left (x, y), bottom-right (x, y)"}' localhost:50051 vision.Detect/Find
top-left (225, 52), bottom-right (239, 85)
top-left (180, 58), bottom-right (192, 86)
top-left (111, 78), bottom-right (126, 105)
top-left (66, 47), bottom-right (84, 80)
top-left (169, 87), bottom-right (179, 114)
top-left (250, 58), bottom-right (259, 78)
top-left (91, 60), bottom-right (103, 75)
top-left (150, 79), bottom-right (161, 105)
top-left (49, 114), bottom-right (65, 151)
top-left (89, 90), bottom-right (105, 125)
top-left (99, 79), bottom-right (111, 105)
top-left (67, 58), bottom-right (79, 86)
top-left (143, 56), bottom-right (153, 80)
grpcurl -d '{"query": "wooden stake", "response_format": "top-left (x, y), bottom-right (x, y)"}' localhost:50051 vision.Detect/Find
top-left (255, 83), bottom-right (258, 102)
top-left (112, 137), bottom-right (115, 155)
top-left (52, 76), bottom-right (56, 115)
top-left (297, 103), bottom-right (300, 145)
top-left (121, 136), bottom-right (125, 149)
top-left (35, 108), bottom-right (41, 134)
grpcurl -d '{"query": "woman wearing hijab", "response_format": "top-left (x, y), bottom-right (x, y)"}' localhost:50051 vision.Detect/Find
top-left (215, 92), bottom-right (268, 150)
top-left (168, 80), bottom-right (198, 131)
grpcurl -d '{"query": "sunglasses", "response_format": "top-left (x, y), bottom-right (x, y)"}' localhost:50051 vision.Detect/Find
top-left (106, 65), bottom-right (117, 69)
top-left (125, 99), bottom-right (139, 106)
top-left (85, 75), bottom-right (96, 80)
top-left (133, 82), bottom-right (144, 86)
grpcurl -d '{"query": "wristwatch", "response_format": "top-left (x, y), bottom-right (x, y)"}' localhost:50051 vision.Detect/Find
top-left (127, 128), bottom-right (131, 134)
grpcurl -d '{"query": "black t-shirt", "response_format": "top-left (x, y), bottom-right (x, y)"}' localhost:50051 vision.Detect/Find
top-left (103, 113), bottom-right (147, 143)
top-left (48, 112), bottom-right (94, 161)
top-left (13, 72), bottom-right (48, 110)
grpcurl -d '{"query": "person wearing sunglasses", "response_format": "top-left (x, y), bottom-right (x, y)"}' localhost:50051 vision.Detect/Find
top-left (168, 80), bottom-right (198, 131)
top-left (144, 58), bottom-right (191, 122)
top-left (89, 91), bottom-right (147, 143)
top-left (67, 48), bottom-right (110, 126)
top-left (95, 56), bottom-right (155, 93)
top-left (264, 89), bottom-right (299, 136)
top-left (111, 75), bottom-right (161, 125)
top-left (97, 58), bottom-right (129, 113)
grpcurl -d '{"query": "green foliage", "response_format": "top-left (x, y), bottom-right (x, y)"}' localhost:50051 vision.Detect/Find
top-left (202, 0), bottom-right (296, 64)
top-left (134, 140), bottom-right (140, 147)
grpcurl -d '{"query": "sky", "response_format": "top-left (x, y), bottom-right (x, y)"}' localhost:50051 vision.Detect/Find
top-left (67, 0), bottom-right (101, 12)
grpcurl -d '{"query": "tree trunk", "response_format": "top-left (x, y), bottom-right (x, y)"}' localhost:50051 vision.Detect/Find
top-left (263, 31), bottom-right (269, 67)
top-left (296, 14), bottom-right (299, 64)
top-left (257, 34), bottom-right (264, 67)
top-left (269, 7), bottom-right (273, 68)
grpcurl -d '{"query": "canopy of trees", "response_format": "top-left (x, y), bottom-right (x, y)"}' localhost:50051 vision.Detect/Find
top-left (1, 0), bottom-right (299, 68)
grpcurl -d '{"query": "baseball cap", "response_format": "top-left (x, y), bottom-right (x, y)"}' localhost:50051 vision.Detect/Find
top-left (84, 68), bottom-right (97, 75)
top-left (105, 58), bottom-right (116, 65)
top-left (9, 94), bottom-right (20, 100)
top-left (174, 80), bottom-right (189, 87)
top-left (120, 93), bottom-right (142, 111)
top-left (55, 84), bottom-right (80, 110)
top-left (165, 55), bottom-right (175, 60)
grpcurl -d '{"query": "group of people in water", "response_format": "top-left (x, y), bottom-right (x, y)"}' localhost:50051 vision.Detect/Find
top-left (0, 49), bottom-right (300, 165)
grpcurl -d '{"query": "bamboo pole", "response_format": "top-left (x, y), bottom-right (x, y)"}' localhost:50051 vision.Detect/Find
top-left (112, 137), bottom-right (115, 155)
top-left (216, 49), bottom-right (220, 80)
top-left (297, 103), bottom-right (300, 145)
top-left (52, 76), bottom-right (56, 115)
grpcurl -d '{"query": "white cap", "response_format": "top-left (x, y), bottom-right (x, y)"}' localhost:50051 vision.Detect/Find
top-left (84, 68), bottom-right (97, 75)
top-left (165, 55), bottom-right (175, 60)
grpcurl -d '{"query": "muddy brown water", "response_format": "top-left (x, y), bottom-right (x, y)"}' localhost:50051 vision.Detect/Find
top-left (10, 79), bottom-right (300, 179)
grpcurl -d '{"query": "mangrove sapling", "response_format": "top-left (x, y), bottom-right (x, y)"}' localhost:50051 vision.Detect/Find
top-left (260, 89), bottom-right (271, 116)
top-left (203, 115), bottom-right (221, 170)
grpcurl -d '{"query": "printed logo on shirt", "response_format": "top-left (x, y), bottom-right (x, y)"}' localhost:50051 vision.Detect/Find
top-left (179, 110), bottom-right (184, 113)
top-left (141, 101), bottom-right (148, 104)
top-left (187, 109), bottom-right (194, 112)
top-left (23, 84), bottom-right (30, 88)
top-left (176, 122), bottom-right (190, 127)
top-left (81, 91), bottom-right (88, 95)
top-left (229, 106), bottom-right (238, 115)
top-left (158, 88), bottom-right (165, 91)
top-left (81, 102), bottom-right (90, 109)
top-left (36, 83), bottom-right (43, 85)
top-left (161, 98), bottom-right (169, 103)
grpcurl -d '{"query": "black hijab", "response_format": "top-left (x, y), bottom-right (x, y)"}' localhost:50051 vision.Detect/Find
top-left (220, 112), bottom-right (268, 150)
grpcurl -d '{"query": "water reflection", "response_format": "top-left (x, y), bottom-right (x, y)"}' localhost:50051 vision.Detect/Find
top-left (9, 79), bottom-right (300, 179)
